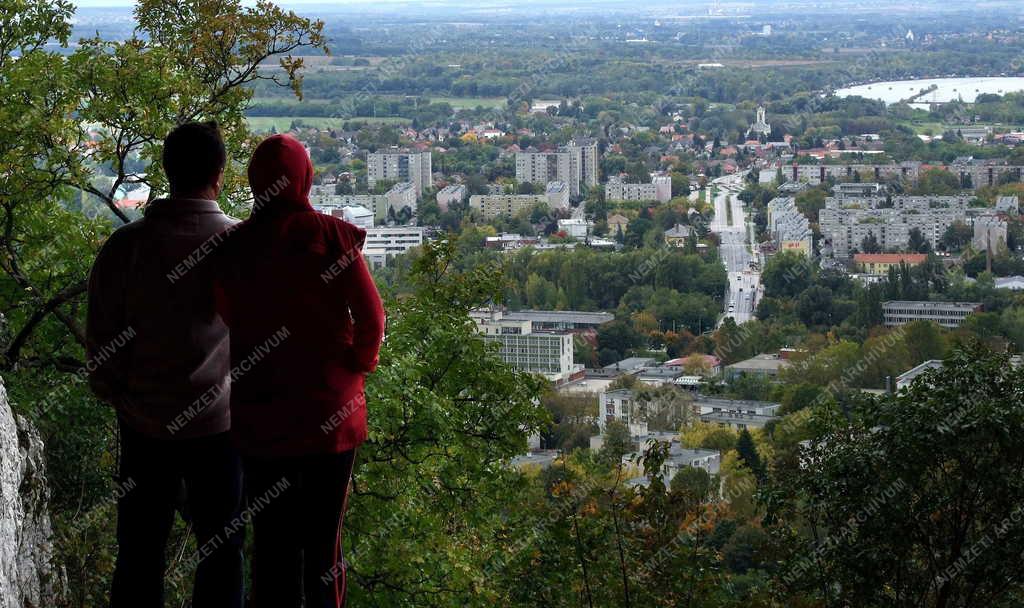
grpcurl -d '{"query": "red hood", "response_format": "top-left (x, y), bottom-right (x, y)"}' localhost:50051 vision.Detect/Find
top-left (248, 134), bottom-right (313, 216)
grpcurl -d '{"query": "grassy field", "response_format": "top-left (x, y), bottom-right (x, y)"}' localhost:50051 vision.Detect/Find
top-left (423, 95), bottom-right (506, 109)
top-left (245, 116), bottom-right (411, 132)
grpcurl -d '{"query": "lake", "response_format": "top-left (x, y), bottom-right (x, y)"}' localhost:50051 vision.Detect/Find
top-left (835, 77), bottom-right (1024, 106)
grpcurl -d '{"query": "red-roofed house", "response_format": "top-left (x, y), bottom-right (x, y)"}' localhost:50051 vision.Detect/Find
top-left (853, 253), bottom-right (928, 275)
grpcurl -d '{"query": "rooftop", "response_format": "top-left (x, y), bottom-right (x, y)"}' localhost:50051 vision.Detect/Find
top-left (853, 253), bottom-right (928, 265)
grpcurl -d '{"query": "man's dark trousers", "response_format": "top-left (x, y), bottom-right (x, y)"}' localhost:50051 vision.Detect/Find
top-left (111, 421), bottom-right (244, 608)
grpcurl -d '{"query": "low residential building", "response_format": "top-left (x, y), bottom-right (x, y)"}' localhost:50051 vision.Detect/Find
top-left (557, 218), bottom-right (593, 238)
top-left (436, 184), bottom-right (467, 211)
top-left (362, 226), bottom-right (426, 268)
top-left (723, 353), bottom-right (791, 380)
top-left (606, 213), bottom-right (630, 237)
top-left (470, 308), bottom-right (575, 382)
top-left (895, 359), bottom-right (944, 391)
top-left (664, 224), bottom-right (693, 247)
top-left (853, 253), bottom-right (928, 275)
top-left (483, 233), bottom-right (541, 250)
top-left (693, 396), bottom-right (780, 417)
top-left (622, 444), bottom-right (721, 486)
top-left (882, 301), bottom-right (982, 329)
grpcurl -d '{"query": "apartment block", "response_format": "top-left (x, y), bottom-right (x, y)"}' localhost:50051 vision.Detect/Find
top-left (517, 138), bottom-right (599, 198)
top-left (951, 157), bottom-right (1024, 189)
top-left (782, 162), bottom-right (922, 185)
top-left (819, 189), bottom-right (969, 258)
top-left (516, 151), bottom-right (572, 192)
top-left (972, 214), bottom-right (1008, 253)
top-left (469, 193), bottom-right (546, 219)
top-left (605, 174), bottom-right (672, 203)
top-left (882, 301), bottom-right (982, 329)
top-left (568, 137), bottom-right (600, 191)
top-left (436, 183), bottom-right (467, 211)
top-left (766, 196), bottom-right (812, 254)
top-left (367, 149), bottom-right (432, 197)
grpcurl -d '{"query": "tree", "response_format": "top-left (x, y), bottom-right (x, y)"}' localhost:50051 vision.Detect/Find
top-left (860, 233), bottom-right (882, 254)
top-left (599, 420), bottom-right (634, 466)
top-left (912, 168), bottom-right (961, 195)
top-left (908, 227), bottom-right (931, 253)
top-left (735, 429), bottom-right (765, 482)
top-left (348, 240), bottom-right (550, 605)
top-left (775, 344), bottom-right (1024, 607)
top-left (762, 251), bottom-right (813, 298)
top-left (940, 220), bottom-right (973, 251)
top-left (796, 285), bottom-right (835, 327)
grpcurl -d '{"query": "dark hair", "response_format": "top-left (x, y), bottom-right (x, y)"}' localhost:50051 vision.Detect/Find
top-left (162, 121), bottom-right (227, 194)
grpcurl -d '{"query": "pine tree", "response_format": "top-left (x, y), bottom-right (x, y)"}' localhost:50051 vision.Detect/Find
top-left (735, 428), bottom-right (765, 481)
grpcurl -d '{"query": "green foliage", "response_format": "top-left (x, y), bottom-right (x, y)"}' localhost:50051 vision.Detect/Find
top-left (346, 240), bottom-right (550, 605)
top-left (774, 344), bottom-right (1024, 606)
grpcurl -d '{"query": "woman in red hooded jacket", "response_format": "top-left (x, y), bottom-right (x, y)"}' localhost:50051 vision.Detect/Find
top-left (214, 134), bottom-right (385, 608)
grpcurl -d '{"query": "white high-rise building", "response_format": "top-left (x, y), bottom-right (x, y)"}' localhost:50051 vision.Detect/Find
top-left (367, 149), bottom-right (432, 198)
top-left (516, 137), bottom-right (599, 198)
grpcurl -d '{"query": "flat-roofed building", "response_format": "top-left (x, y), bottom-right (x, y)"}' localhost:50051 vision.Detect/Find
top-left (469, 193), bottom-right (548, 219)
top-left (545, 181), bottom-right (571, 210)
top-left (503, 310), bottom-right (614, 331)
top-left (436, 184), bottom-right (467, 211)
top-left (724, 353), bottom-right (791, 380)
top-left (469, 308), bottom-right (574, 382)
top-left (557, 218), bottom-right (592, 238)
top-left (882, 300), bottom-right (982, 329)
top-left (362, 226), bottom-right (425, 268)
top-left (605, 174), bottom-right (672, 203)
top-left (516, 150), bottom-right (572, 194)
top-left (973, 215), bottom-right (1008, 253)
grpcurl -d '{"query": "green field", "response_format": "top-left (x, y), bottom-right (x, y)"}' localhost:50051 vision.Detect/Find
top-left (245, 115), bottom-right (412, 132)
top-left (422, 95), bottom-right (506, 109)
